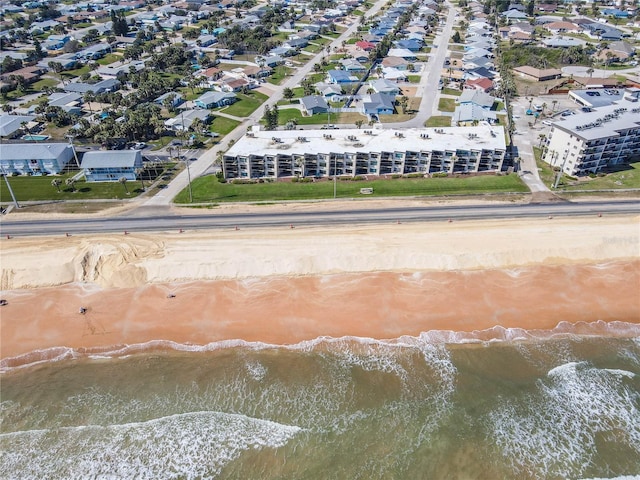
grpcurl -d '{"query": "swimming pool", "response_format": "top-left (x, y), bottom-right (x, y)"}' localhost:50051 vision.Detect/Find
top-left (22, 134), bottom-right (50, 141)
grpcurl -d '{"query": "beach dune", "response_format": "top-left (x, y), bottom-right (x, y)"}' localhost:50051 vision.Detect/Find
top-left (1, 215), bottom-right (639, 362)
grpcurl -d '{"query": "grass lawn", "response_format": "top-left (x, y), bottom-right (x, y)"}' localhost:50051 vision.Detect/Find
top-left (305, 43), bottom-right (325, 54)
top-left (210, 116), bottom-right (240, 136)
top-left (533, 146), bottom-right (555, 187)
top-left (174, 173), bottom-right (527, 203)
top-left (277, 109), bottom-right (340, 125)
top-left (62, 65), bottom-right (91, 79)
top-left (407, 75), bottom-right (421, 83)
top-left (267, 66), bottom-right (294, 85)
top-left (438, 98), bottom-right (456, 112)
top-left (425, 116), bottom-right (452, 127)
top-left (30, 77), bottom-right (60, 92)
top-left (441, 87), bottom-right (461, 96)
top-left (96, 53), bottom-right (121, 65)
top-left (178, 86), bottom-right (208, 101)
top-left (221, 91), bottom-right (267, 117)
top-left (1, 172), bottom-right (144, 202)
top-left (1, 163), bottom-right (181, 203)
top-left (561, 161), bottom-right (640, 190)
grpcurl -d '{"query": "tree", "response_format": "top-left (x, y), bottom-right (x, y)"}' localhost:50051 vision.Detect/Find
top-left (119, 176), bottom-right (130, 194)
top-left (283, 87), bottom-right (294, 102)
top-left (355, 119), bottom-right (364, 129)
top-left (51, 178), bottom-right (62, 192)
top-left (65, 177), bottom-right (77, 192)
top-left (136, 168), bottom-right (146, 190)
top-left (452, 31), bottom-right (462, 43)
top-left (83, 90), bottom-right (95, 114)
top-left (398, 96), bottom-right (409, 114)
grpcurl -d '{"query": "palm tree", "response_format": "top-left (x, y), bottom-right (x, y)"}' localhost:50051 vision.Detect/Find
top-left (355, 119), bottom-right (364, 129)
top-left (119, 176), bottom-right (130, 194)
top-left (51, 178), bottom-right (62, 192)
top-left (83, 90), bottom-right (95, 114)
top-left (65, 177), bottom-right (76, 192)
top-left (135, 168), bottom-right (146, 190)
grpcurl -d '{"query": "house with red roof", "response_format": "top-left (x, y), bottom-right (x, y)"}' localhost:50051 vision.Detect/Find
top-left (464, 77), bottom-right (494, 93)
top-left (355, 40), bottom-right (376, 51)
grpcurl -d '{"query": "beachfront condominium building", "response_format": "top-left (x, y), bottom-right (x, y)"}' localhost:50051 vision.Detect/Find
top-left (543, 98), bottom-right (640, 176)
top-left (222, 127), bottom-right (508, 179)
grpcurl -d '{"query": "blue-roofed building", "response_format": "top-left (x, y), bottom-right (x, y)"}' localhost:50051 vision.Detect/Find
top-left (362, 93), bottom-right (395, 115)
top-left (300, 95), bottom-right (329, 115)
top-left (602, 8), bottom-right (630, 18)
top-left (194, 91), bottom-right (237, 109)
top-left (81, 150), bottom-right (144, 182)
top-left (327, 70), bottom-right (356, 84)
top-left (0, 143), bottom-right (74, 175)
top-left (394, 39), bottom-right (423, 52)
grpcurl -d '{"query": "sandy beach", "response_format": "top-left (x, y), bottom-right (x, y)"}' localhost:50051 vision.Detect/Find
top-left (1, 214), bottom-right (639, 361)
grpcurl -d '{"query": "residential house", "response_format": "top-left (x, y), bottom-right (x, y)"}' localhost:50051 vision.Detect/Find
top-left (81, 150), bottom-right (144, 182)
top-left (242, 65), bottom-right (272, 79)
top-left (283, 38), bottom-right (308, 49)
top-left (513, 65), bottom-right (562, 82)
top-left (0, 143), bottom-right (74, 175)
top-left (457, 89), bottom-right (495, 109)
top-left (543, 21), bottom-right (582, 34)
top-left (317, 83), bottom-right (343, 99)
top-left (464, 77), bottom-right (494, 92)
top-left (260, 55), bottom-right (284, 68)
top-left (452, 103), bottom-right (497, 125)
top-left (0, 66), bottom-right (45, 85)
top-left (355, 40), bottom-right (376, 51)
top-left (327, 70), bottom-right (357, 84)
top-left (300, 95), bottom-right (329, 115)
top-left (386, 48), bottom-right (417, 60)
top-left (369, 78), bottom-right (400, 95)
top-left (194, 91), bottom-right (237, 108)
top-left (164, 109), bottom-right (210, 131)
top-left (362, 92), bottom-right (395, 116)
top-left (48, 92), bottom-right (83, 115)
top-left (43, 34), bottom-right (71, 51)
top-left (394, 39), bottom-right (423, 51)
top-left (381, 67), bottom-right (407, 81)
top-left (0, 114), bottom-right (36, 138)
top-left (154, 92), bottom-right (185, 108)
top-left (340, 58), bottom-right (366, 73)
top-left (382, 56), bottom-right (408, 70)
top-left (501, 9), bottom-right (529, 21)
top-left (64, 79), bottom-right (121, 95)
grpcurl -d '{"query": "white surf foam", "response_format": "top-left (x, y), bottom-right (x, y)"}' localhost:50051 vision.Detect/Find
top-left (0, 411), bottom-right (301, 479)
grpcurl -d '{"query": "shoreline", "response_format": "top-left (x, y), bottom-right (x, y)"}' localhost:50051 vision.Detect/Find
top-left (1, 216), bottom-right (639, 364)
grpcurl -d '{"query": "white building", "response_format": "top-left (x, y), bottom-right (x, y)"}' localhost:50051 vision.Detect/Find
top-left (543, 98), bottom-right (640, 176)
top-left (223, 127), bottom-right (508, 179)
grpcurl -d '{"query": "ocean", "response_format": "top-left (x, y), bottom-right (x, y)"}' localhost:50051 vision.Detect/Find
top-left (2, 325), bottom-right (639, 479)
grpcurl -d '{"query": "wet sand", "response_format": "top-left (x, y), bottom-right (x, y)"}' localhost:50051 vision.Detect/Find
top-left (1, 216), bottom-right (639, 362)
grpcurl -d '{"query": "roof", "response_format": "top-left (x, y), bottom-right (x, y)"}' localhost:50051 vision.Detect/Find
top-left (196, 91), bottom-right (236, 105)
top-left (300, 95), bottom-right (328, 110)
top-left (81, 150), bottom-right (143, 169)
top-left (550, 99), bottom-right (640, 141)
top-left (458, 89), bottom-right (495, 108)
top-left (513, 65), bottom-right (562, 79)
top-left (0, 143), bottom-right (71, 160)
top-left (226, 126), bottom-right (507, 157)
top-left (0, 114), bottom-right (36, 137)
top-left (453, 104), bottom-right (497, 123)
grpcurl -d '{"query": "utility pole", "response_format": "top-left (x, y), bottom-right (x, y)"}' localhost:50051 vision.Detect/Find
top-left (553, 150), bottom-right (569, 189)
top-left (2, 174), bottom-right (20, 209)
top-left (181, 111), bottom-right (193, 203)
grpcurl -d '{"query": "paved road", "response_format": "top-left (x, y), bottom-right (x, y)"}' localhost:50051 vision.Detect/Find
top-left (142, 0), bottom-right (391, 207)
top-left (562, 65), bottom-right (640, 78)
top-left (2, 201), bottom-right (638, 237)
top-left (384, 1), bottom-right (457, 129)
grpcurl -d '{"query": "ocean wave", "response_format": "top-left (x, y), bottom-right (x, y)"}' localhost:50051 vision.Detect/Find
top-left (2, 321), bottom-right (640, 373)
top-left (0, 411), bottom-right (301, 480)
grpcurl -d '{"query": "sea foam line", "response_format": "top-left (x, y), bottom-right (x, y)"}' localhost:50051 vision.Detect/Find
top-left (2, 320), bottom-right (639, 373)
